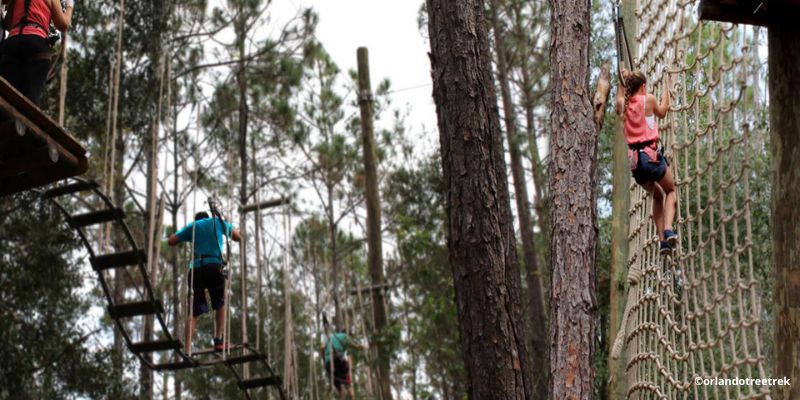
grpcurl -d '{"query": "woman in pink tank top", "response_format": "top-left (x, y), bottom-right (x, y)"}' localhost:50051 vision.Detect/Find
top-left (615, 68), bottom-right (679, 255)
top-left (0, 0), bottom-right (74, 105)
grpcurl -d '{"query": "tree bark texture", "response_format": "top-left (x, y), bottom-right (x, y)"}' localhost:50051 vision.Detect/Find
top-left (357, 47), bottom-right (393, 400)
top-left (608, 3), bottom-right (635, 398)
top-left (769, 12), bottom-right (800, 400)
top-left (548, 0), bottom-right (598, 398)
top-left (426, 0), bottom-right (532, 397)
top-left (488, 3), bottom-right (548, 398)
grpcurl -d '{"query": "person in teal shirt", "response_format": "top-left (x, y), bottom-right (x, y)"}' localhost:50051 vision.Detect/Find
top-left (168, 211), bottom-right (241, 352)
top-left (320, 327), bottom-right (367, 399)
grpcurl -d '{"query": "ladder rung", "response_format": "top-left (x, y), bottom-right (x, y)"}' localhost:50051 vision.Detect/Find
top-left (153, 360), bottom-right (195, 371)
top-left (108, 301), bottom-right (162, 319)
top-left (238, 376), bottom-right (282, 390)
top-left (42, 180), bottom-right (98, 198)
top-left (91, 249), bottom-right (145, 271)
top-left (130, 339), bottom-right (180, 354)
top-left (224, 354), bottom-right (262, 365)
top-left (70, 208), bottom-right (122, 228)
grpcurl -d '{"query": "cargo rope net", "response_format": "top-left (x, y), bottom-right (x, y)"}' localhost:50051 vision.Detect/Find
top-left (610, 0), bottom-right (771, 399)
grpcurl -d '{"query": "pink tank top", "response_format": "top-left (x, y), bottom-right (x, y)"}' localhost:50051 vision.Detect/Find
top-left (8, 0), bottom-right (51, 38)
top-left (623, 95), bottom-right (659, 145)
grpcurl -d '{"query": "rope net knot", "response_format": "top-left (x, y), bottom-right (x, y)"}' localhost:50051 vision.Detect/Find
top-left (611, 0), bottom-right (770, 398)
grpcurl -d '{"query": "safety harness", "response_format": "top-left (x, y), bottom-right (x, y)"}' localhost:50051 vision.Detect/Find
top-left (207, 198), bottom-right (231, 278)
top-left (6, 0), bottom-right (48, 37)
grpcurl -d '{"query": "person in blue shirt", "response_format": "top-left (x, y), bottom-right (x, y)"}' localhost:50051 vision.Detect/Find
top-left (168, 211), bottom-right (241, 352)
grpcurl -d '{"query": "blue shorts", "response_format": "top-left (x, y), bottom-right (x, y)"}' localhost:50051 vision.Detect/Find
top-left (632, 149), bottom-right (667, 185)
top-left (188, 264), bottom-right (225, 317)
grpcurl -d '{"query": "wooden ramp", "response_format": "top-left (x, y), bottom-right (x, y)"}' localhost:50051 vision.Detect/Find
top-left (0, 76), bottom-right (87, 196)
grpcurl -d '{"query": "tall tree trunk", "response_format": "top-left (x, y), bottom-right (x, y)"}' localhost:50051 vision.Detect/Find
top-left (170, 120), bottom-right (182, 400)
top-left (327, 183), bottom-right (341, 327)
top-left (356, 47), bottom-right (393, 400)
top-left (108, 3), bottom-right (126, 387)
top-left (235, 8), bottom-right (250, 359)
top-left (426, 0), bottom-right (532, 397)
top-left (769, 12), bottom-right (800, 400)
top-left (508, 1), bottom-right (550, 275)
top-left (608, 2), bottom-right (635, 398)
top-left (111, 112), bottom-right (126, 399)
top-left (488, 2), bottom-right (548, 398)
top-left (141, 49), bottom-right (166, 400)
top-left (548, 0), bottom-right (597, 398)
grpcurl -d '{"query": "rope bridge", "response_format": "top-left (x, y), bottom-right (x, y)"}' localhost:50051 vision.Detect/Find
top-left (611, 0), bottom-right (770, 398)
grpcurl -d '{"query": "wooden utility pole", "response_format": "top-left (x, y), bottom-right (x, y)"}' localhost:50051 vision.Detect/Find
top-left (488, 2), bottom-right (548, 397)
top-left (426, 0), bottom-right (532, 396)
top-left (234, 4), bottom-right (250, 379)
top-left (769, 8), bottom-right (800, 400)
top-left (356, 47), bottom-right (392, 400)
top-left (548, 0), bottom-right (598, 398)
top-left (608, 1), bottom-right (635, 398)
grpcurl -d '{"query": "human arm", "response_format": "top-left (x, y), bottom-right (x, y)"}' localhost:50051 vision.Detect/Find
top-left (167, 222), bottom-right (194, 246)
top-left (50, 0), bottom-right (73, 32)
top-left (653, 73), bottom-right (671, 118)
top-left (222, 221), bottom-right (242, 242)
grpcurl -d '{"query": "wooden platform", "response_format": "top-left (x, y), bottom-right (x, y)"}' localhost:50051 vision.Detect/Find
top-left (0, 76), bottom-right (87, 197)
top-left (699, 0), bottom-right (800, 26)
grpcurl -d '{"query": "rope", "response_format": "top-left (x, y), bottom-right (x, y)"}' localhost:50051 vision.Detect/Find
top-left (614, 2), bottom-right (634, 80)
top-left (611, 1), bottom-right (770, 399)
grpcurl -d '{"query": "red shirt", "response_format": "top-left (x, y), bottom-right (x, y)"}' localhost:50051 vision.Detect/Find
top-left (7, 0), bottom-right (51, 38)
top-left (623, 94), bottom-right (660, 145)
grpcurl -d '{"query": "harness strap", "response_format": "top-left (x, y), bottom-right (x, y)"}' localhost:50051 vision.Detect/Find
top-left (31, 51), bottom-right (51, 61)
top-left (628, 140), bottom-right (658, 151)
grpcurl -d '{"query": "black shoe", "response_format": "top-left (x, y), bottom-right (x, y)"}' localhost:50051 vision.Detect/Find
top-left (660, 240), bottom-right (672, 256)
top-left (664, 229), bottom-right (679, 248)
top-left (213, 337), bottom-right (227, 352)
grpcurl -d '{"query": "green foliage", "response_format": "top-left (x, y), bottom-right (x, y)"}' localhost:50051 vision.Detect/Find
top-left (0, 194), bottom-right (135, 399)
top-left (384, 154), bottom-right (466, 398)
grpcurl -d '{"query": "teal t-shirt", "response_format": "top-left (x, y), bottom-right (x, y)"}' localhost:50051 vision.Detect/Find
top-left (175, 217), bottom-right (233, 268)
top-left (324, 332), bottom-right (349, 363)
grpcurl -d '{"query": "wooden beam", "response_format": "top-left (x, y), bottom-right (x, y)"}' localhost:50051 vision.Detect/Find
top-left (697, 0), bottom-right (800, 27)
top-left (0, 76), bottom-right (85, 156)
top-left (0, 145), bottom-right (61, 178)
top-left (240, 197), bottom-right (290, 214)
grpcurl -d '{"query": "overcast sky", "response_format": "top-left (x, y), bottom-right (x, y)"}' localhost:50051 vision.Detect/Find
top-left (275, 0), bottom-right (439, 151)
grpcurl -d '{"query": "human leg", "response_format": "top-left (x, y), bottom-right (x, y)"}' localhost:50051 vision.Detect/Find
top-left (3, 35), bottom-right (51, 105)
top-left (652, 183), bottom-right (665, 241)
top-left (214, 306), bottom-right (225, 338)
top-left (0, 38), bottom-right (24, 94)
top-left (208, 265), bottom-right (227, 349)
top-left (346, 366), bottom-right (354, 398)
top-left (658, 168), bottom-right (677, 234)
top-left (184, 316), bottom-right (196, 353)
top-left (22, 56), bottom-right (50, 106)
top-left (187, 268), bottom-right (208, 352)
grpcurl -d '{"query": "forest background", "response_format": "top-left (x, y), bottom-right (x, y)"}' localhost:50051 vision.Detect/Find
top-left (0, 0), bottom-right (773, 399)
